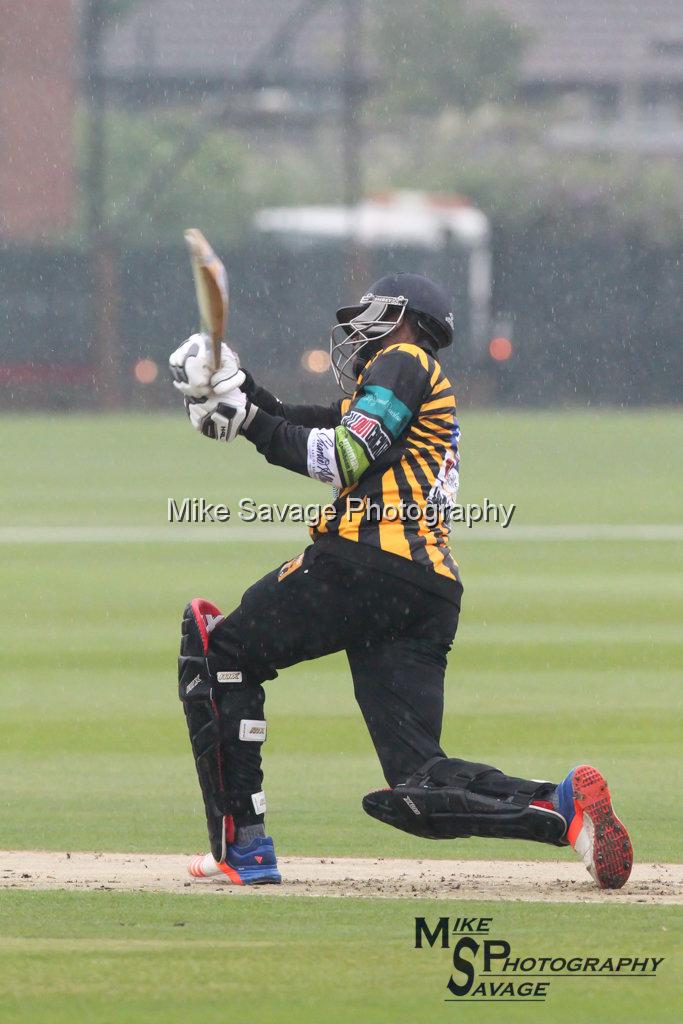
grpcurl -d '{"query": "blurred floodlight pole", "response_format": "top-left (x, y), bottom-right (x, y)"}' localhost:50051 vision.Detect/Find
top-left (342, 0), bottom-right (368, 291)
top-left (342, 0), bottom-right (362, 210)
top-left (83, 0), bottom-right (105, 244)
top-left (84, 0), bottom-right (121, 407)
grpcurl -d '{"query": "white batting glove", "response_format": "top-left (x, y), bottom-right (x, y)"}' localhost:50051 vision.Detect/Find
top-left (169, 333), bottom-right (245, 399)
top-left (185, 385), bottom-right (258, 443)
top-left (185, 394), bottom-right (218, 433)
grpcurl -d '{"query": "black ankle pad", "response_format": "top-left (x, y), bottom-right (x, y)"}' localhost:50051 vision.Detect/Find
top-left (422, 758), bottom-right (549, 807)
top-left (363, 757), bottom-right (566, 847)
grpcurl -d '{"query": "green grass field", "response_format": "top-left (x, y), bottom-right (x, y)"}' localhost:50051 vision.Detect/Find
top-left (1, 409), bottom-right (682, 1023)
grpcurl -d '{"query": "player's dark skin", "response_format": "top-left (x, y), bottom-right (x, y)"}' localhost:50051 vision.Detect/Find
top-left (353, 309), bottom-right (417, 371)
top-left (380, 318), bottom-right (416, 347)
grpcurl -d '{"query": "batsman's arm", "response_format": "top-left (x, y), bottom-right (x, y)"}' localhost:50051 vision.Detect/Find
top-left (242, 410), bottom-right (328, 480)
top-left (241, 369), bottom-right (342, 428)
top-left (242, 346), bottom-right (429, 488)
top-left (242, 406), bottom-right (389, 489)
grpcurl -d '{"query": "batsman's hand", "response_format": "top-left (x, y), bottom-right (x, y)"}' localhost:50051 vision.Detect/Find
top-left (169, 333), bottom-right (245, 399)
top-left (185, 375), bottom-right (258, 443)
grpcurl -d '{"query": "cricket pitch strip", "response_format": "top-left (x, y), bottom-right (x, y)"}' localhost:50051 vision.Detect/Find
top-left (1, 851), bottom-right (681, 903)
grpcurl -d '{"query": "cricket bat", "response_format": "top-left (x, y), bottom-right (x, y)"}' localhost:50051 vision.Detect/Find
top-left (183, 229), bottom-right (229, 371)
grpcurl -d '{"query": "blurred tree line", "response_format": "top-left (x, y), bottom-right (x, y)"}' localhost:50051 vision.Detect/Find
top-left (71, 0), bottom-right (683, 248)
top-left (5, 0), bottom-right (678, 408)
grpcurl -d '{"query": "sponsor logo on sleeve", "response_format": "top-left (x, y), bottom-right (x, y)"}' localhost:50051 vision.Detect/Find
top-left (307, 428), bottom-right (342, 486)
top-left (342, 410), bottom-right (392, 459)
top-left (335, 430), bottom-right (361, 481)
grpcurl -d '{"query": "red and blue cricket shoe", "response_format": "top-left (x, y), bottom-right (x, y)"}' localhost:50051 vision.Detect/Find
top-left (555, 765), bottom-right (633, 889)
top-left (188, 836), bottom-right (282, 886)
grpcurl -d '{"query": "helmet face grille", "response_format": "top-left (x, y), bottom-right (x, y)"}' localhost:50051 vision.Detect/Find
top-left (330, 295), bottom-right (408, 394)
top-left (329, 274), bottom-right (453, 393)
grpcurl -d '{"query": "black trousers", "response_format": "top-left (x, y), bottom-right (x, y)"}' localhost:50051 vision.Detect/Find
top-left (210, 544), bottom-right (461, 791)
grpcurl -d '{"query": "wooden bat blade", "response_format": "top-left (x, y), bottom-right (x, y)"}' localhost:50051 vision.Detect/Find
top-left (184, 228), bottom-right (229, 370)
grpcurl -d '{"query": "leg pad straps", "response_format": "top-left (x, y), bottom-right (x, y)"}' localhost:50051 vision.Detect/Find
top-left (363, 756), bottom-right (567, 847)
top-left (178, 601), bottom-right (267, 862)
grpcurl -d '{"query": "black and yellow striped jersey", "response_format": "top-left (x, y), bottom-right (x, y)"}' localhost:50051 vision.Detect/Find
top-left (310, 343), bottom-right (460, 587)
top-left (241, 342), bottom-right (461, 602)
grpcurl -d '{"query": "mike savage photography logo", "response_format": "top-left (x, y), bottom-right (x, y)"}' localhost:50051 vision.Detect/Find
top-left (414, 916), bottom-right (665, 1004)
top-left (167, 496), bottom-right (516, 530)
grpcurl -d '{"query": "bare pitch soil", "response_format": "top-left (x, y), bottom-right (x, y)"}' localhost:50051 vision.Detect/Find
top-left (1, 851), bottom-right (681, 903)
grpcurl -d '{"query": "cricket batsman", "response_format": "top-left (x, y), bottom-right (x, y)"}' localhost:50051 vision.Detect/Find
top-left (169, 272), bottom-right (633, 889)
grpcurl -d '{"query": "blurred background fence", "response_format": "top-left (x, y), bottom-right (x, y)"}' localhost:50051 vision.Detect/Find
top-left (1, 0), bottom-right (682, 409)
top-left (2, 231), bottom-right (679, 407)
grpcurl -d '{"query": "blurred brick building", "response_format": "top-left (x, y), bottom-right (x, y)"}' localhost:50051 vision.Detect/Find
top-left (0, 0), bottom-right (76, 240)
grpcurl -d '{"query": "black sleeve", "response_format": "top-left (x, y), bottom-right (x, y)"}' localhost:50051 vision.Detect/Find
top-left (241, 346), bottom-right (433, 487)
top-left (242, 408), bottom-right (312, 478)
top-left (241, 368), bottom-right (342, 428)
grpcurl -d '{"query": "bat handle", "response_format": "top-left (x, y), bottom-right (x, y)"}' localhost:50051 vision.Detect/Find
top-left (211, 335), bottom-right (222, 371)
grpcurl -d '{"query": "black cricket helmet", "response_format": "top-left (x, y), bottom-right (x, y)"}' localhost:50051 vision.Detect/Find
top-left (330, 272), bottom-right (454, 393)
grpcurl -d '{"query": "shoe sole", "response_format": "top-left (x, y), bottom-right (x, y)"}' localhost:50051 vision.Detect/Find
top-left (222, 864), bottom-right (282, 885)
top-left (187, 854), bottom-right (281, 886)
top-left (568, 765), bottom-right (633, 889)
